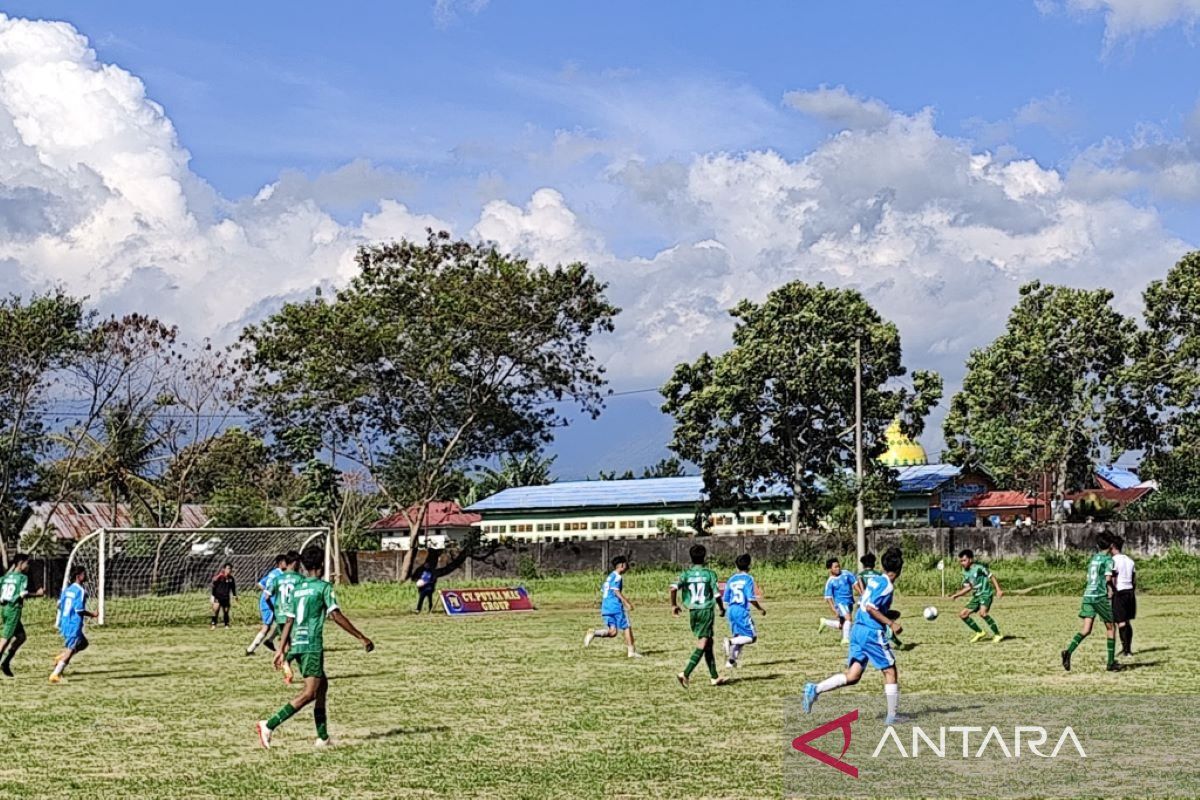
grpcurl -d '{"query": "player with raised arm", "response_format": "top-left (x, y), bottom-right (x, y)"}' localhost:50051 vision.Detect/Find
top-left (271, 552), bottom-right (304, 684)
top-left (948, 549), bottom-right (1004, 643)
top-left (50, 565), bottom-right (96, 684)
top-left (671, 544), bottom-right (727, 688)
top-left (804, 547), bottom-right (906, 725)
top-left (584, 555), bottom-right (641, 658)
top-left (210, 562), bottom-right (238, 629)
top-left (722, 553), bottom-right (765, 669)
top-left (0, 554), bottom-right (44, 676)
top-left (818, 557), bottom-right (856, 644)
top-left (246, 554), bottom-right (287, 656)
top-left (256, 549), bottom-right (373, 749)
top-left (1061, 533), bottom-right (1119, 672)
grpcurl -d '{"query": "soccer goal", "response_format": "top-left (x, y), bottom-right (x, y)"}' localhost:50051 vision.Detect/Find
top-left (61, 527), bottom-right (330, 626)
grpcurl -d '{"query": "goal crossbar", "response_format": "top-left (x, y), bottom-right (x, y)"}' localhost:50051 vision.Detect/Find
top-left (62, 527), bottom-right (330, 626)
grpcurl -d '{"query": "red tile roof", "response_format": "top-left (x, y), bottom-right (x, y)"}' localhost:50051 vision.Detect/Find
top-left (964, 491), bottom-right (1038, 510)
top-left (371, 501), bottom-right (480, 532)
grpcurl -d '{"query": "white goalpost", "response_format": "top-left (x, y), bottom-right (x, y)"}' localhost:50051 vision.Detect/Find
top-left (61, 527), bottom-right (330, 626)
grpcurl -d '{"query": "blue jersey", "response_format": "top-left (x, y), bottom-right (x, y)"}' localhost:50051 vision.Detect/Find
top-left (58, 582), bottom-right (87, 634)
top-left (722, 571), bottom-right (757, 610)
top-left (854, 572), bottom-right (894, 631)
top-left (824, 571), bottom-right (856, 606)
top-left (600, 570), bottom-right (624, 615)
top-left (258, 567), bottom-right (283, 599)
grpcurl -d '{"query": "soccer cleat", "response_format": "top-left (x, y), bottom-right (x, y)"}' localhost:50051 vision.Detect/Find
top-left (583, 631), bottom-right (595, 648)
top-left (282, 666), bottom-right (294, 686)
top-left (992, 634), bottom-right (1003, 643)
top-left (244, 650), bottom-right (254, 657)
top-left (1, 661), bottom-right (13, 678)
top-left (726, 659), bottom-right (736, 669)
top-left (676, 672), bottom-right (689, 689)
top-left (817, 619), bottom-right (827, 635)
top-left (970, 631), bottom-right (988, 643)
top-left (841, 637), bottom-right (850, 646)
top-left (885, 713), bottom-right (912, 726)
top-left (1107, 662), bottom-right (1123, 672)
top-left (1061, 649), bottom-right (1072, 672)
top-left (263, 639), bottom-right (276, 653)
top-left (802, 683), bottom-right (818, 714)
top-left (314, 737), bottom-right (333, 749)
top-left (627, 651), bottom-right (643, 659)
top-left (48, 673), bottom-right (61, 684)
top-left (711, 676), bottom-right (729, 686)
top-left (256, 721), bottom-right (272, 749)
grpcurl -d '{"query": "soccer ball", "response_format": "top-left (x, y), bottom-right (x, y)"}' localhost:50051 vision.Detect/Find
top-left (923, 606), bottom-right (938, 621)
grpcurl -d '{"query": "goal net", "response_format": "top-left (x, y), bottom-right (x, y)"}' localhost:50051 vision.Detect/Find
top-left (61, 527), bottom-right (330, 627)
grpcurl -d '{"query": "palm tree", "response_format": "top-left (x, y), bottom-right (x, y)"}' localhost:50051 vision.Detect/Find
top-left (469, 451), bottom-right (557, 501)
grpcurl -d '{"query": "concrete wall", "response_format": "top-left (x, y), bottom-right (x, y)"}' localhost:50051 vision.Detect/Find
top-left (346, 519), bottom-right (1200, 583)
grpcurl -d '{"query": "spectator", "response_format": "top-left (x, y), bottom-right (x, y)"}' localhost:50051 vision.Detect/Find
top-left (415, 559), bottom-right (439, 614)
top-left (1111, 536), bottom-right (1136, 657)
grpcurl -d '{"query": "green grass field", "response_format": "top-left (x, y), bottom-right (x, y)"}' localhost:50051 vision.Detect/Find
top-left (1, 563), bottom-right (1196, 799)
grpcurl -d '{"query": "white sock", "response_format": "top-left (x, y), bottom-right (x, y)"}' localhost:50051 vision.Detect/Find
top-left (885, 683), bottom-right (899, 719)
top-left (815, 673), bottom-right (848, 694)
top-left (627, 646), bottom-right (636, 656)
top-left (730, 644), bottom-right (743, 661)
top-left (821, 618), bottom-right (841, 630)
top-left (730, 635), bottom-right (754, 646)
top-left (52, 660), bottom-right (66, 677)
top-left (594, 629), bottom-right (613, 638)
top-left (247, 631), bottom-right (265, 653)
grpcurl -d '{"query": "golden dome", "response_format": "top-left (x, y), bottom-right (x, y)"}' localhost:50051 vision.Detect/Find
top-left (879, 419), bottom-right (928, 467)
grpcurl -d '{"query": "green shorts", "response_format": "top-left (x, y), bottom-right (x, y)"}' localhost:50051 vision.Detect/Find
top-left (688, 607), bottom-right (715, 640)
top-left (1, 605), bottom-right (22, 639)
top-left (287, 650), bottom-right (325, 679)
top-left (1079, 597), bottom-right (1113, 623)
top-left (966, 593), bottom-right (995, 612)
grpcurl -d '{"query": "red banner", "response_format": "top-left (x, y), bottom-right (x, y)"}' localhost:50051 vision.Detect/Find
top-left (440, 586), bottom-right (535, 615)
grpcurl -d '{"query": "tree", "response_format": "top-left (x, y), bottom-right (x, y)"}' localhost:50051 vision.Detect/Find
top-left (0, 290), bottom-right (90, 566)
top-left (241, 231), bottom-right (617, 580)
top-left (662, 281), bottom-right (941, 534)
top-left (468, 451), bottom-right (556, 503)
top-left (164, 427), bottom-right (298, 505)
top-left (642, 457), bottom-right (686, 478)
top-left (596, 469), bottom-right (636, 480)
top-left (944, 281), bottom-right (1142, 512)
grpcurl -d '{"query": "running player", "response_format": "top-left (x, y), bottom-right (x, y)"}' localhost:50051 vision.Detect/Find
top-left (50, 565), bottom-right (96, 683)
top-left (1062, 533), bottom-right (1118, 672)
top-left (804, 547), bottom-right (906, 725)
top-left (256, 549), bottom-right (373, 749)
top-left (0, 554), bottom-right (43, 676)
top-left (584, 555), bottom-right (640, 657)
top-left (819, 557), bottom-right (856, 644)
top-left (272, 552), bottom-right (304, 684)
top-left (722, 553), bottom-right (765, 668)
top-left (246, 554), bottom-right (287, 655)
top-left (949, 549), bottom-right (1003, 642)
top-left (671, 544), bottom-right (727, 688)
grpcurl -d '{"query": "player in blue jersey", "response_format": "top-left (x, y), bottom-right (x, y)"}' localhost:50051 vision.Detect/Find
top-left (246, 554), bottom-right (288, 656)
top-left (721, 554), bottom-right (765, 668)
top-left (804, 547), bottom-right (906, 725)
top-left (584, 556), bottom-right (641, 658)
top-left (818, 557), bottom-right (857, 644)
top-left (50, 565), bottom-right (96, 683)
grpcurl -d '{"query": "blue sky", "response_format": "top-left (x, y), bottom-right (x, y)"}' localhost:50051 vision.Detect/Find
top-left (1, 2), bottom-right (1199, 476)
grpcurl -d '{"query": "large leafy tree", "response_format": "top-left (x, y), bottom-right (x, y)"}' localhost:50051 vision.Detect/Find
top-left (0, 290), bottom-right (89, 565)
top-left (466, 450), bottom-right (557, 505)
top-left (662, 281), bottom-right (942, 534)
top-left (241, 230), bottom-right (617, 579)
top-left (944, 281), bottom-right (1143, 509)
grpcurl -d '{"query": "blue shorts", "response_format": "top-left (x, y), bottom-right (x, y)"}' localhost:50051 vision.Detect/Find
top-left (259, 599), bottom-right (274, 626)
top-left (827, 599), bottom-right (852, 619)
top-left (728, 606), bottom-right (756, 638)
top-left (847, 624), bottom-right (895, 670)
top-left (601, 609), bottom-right (629, 631)
top-left (60, 628), bottom-right (85, 651)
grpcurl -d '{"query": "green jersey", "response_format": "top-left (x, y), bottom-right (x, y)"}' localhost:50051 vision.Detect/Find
top-left (1083, 552), bottom-right (1114, 598)
top-left (962, 563), bottom-right (993, 599)
top-left (0, 571), bottom-right (28, 606)
top-left (286, 577), bottom-right (339, 654)
top-left (272, 570), bottom-right (303, 618)
top-left (673, 566), bottom-right (719, 611)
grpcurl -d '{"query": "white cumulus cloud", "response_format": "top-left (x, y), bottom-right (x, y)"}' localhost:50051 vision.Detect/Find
top-left (1042, 0), bottom-right (1200, 45)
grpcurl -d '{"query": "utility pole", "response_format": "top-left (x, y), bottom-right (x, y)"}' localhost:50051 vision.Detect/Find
top-left (855, 338), bottom-right (866, 564)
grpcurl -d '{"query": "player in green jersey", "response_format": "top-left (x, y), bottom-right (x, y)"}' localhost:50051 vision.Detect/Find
top-left (1061, 532), bottom-right (1118, 672)
top-left (257, 549), bottom-right (373, 749)
top-left (0, 554), bottom-right (43, 676)
top-left (271, 551), bottom-right (304, 686)
top-left (670, 544), bottom-right (727, 688)
top-left (949, 549), bottom-right (1004, 643)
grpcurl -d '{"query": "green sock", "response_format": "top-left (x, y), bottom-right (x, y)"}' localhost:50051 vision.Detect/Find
top-left (683, 649), bottom-right (703, 678)
top-left (703, 645), bottom-right (718, 679)
top-left (267, 703), bottom-right (297, 730)
top-left (1106, 638), bottom-right (1115, 666)
top-left (962, 616), bottom-right (982, 633)
top-left (315, 707), bottom-right (328, 741)
top-left (1066, 633), bottom-right (1084, 654)
top-left (982, 615), bottom-right (1000, 635)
